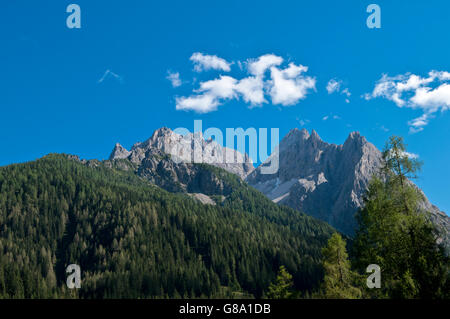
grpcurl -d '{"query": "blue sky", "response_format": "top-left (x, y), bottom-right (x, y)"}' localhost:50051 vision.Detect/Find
top-left (1, 1), bottom-right (449, 213)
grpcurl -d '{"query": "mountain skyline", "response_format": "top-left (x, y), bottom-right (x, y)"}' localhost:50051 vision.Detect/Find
top-left (105, 126), bottom-right (449, 244)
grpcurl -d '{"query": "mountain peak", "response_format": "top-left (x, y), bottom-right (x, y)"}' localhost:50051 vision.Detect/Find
top-left (300, 128), bottom-right (310, 138)
top-left (151, 126), bottom-right (174, 139)
top-left (246, 128), bottom-right (383, 235)
top-left (344, 131), bottom-right (367, 147)
top-left (109, 143), bottom-right (131, 160)
top-left (281, 128), bottom-right (310, 148)
top-left (347, 131), bottom-right (366, 140)
top-left (310, 129), bottom-right (321, 141)
top-left (287, 127), bottom-right (309, 139)
top-left (111, 127), bottom-right (254, 179)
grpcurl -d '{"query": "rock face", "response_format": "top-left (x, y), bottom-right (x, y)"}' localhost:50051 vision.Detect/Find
top-left (107, 126), bottom-right (449, 248)
top-left (109, 143), bottom-right (131, 160)
top-left (246, 128), bottom-right (449, 239)
top-left (187, 193), bottom-right (217, 205)
top-left (111, 127), bottom-right (254, 179)
top-left (108, 127), bottom-right (253, 195)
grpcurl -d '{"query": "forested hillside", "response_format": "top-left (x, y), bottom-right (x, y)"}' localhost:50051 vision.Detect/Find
top-left (0, 154), bottom-right (335, 298)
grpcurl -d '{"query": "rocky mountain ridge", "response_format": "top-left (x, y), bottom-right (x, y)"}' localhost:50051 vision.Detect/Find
top-left (107, 126), bottom-right (449, 246)
top-left (246, 128), bottom-right (449, 244)
top-left (110, 127), bottom-right (254, 179)
top-left (107, 127), bottom-right (252, 201)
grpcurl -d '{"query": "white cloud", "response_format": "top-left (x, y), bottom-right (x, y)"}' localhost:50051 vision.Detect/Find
top-left (166, 71), bottom-right (182, 87)
top-left (429, 70), bottom-right (450, 81)
top-left (410, 83), bottom-right (450, 109)
top-left (247, 54), bottom-right (283, 76)
top-left (322, 114), bottom-right (341, 121)
top-left (268, 63), bottom-right (316, 106)
top-left (235, 76), bottom-right (266, 106)
top-left (326, 79), bottom-right (341, 94)
top-left (341, 88), bottom-right (351, 97)
top-left (364, 71), bottom-right (450, 132)
top-left (98, 69), bottom-right (123, 84)
top-left (176, 75), bottom-right (236, 113)
top-left (175, 75), bottom-right (265, 112)
top-left (174, 53), bottom-right (316, 113)
top-left (190, 52), bottom-right (231, 72)
top-left (196, 75), bottom-right (237, 99)
top-left (403, 151), bottom-right (419, 159)
top-left (387, 149), bottom-right (419, 160)
top-left (176, 94), bottom-right (219, 113)
top-left (326, 78), bottom-right (351, 102)
top-left (408, 113), bottom-right (432, 134)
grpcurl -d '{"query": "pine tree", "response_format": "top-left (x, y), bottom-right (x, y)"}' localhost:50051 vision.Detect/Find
top-left (266, 266), bottom-right (294, 299)
top-left (320, 233), bottom-right (361, 299)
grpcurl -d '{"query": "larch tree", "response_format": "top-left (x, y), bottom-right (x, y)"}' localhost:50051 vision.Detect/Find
top-left (354, 135), bottom-right (449, 299)
top-left (320, 233), bottom-right (361, 299)
top-left (266, 265), bottom-right (294, 299)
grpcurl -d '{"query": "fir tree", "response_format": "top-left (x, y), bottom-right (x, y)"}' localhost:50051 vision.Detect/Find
top-left (320, 233), bottom-right (361, 299)
top-left (354, 136), bottom-right (449, 299)
top-left (266, 266), bottom-right (294, 299)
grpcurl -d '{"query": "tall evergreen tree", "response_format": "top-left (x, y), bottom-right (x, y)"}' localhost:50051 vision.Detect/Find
top-left (320, 233), bottom-right (361, 299)
top-left (266, 266), bottom-right (294, 299)
top-left (354, 136), bottom-right (449, 299)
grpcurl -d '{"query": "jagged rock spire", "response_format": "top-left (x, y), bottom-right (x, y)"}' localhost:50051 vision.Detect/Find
top-left (109, 143), bottom-right (131, 160)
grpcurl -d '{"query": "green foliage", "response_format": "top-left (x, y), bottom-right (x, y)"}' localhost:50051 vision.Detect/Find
top-left (0, 154), bottom-right (335, 298)
top-left (266, 266), bottom-right (294, 299)
top-left (382, 136), bottom-right (423, 183)
top-left (319, 233), bottom-right (361, 299)
top-left (354, 136), bottom-right (449, 299)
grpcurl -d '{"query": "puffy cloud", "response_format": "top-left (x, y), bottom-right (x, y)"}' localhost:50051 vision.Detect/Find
top-left (268, 63), bottom-right (316, 106)
top-left (175, 53), bottom-right (316, 113)
top-left (235, 76), bottom-right (266, 105)
top-left (364, 71), bottom-right (450, 132)
top-left (166, 71), bottom-right (182, 87)
top-left (190, 52), bottom-right (231, 72)
top-left (176, 76), bottom-right (236, 113)
top-left (196, 75), bottom-right (237, 99)
top-left (176, 94), bottom-right (219, 113)
top-left (410, 83), bottom-right (450, 109)
top-left (175, 75), bottom-right (265, 112)
top-left (247, 54), bottom-right (283, 76)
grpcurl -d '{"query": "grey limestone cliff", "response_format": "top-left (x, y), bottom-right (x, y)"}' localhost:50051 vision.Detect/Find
top-left (246, 128), bottom-right (449, 243)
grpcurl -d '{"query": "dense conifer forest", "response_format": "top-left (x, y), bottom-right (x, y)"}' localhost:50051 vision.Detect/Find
top-left (0, 154), bottom-right (335, 298)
